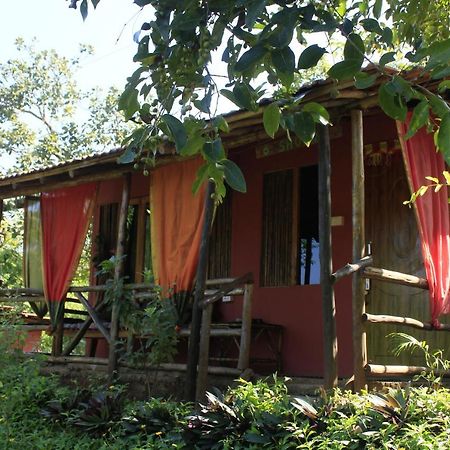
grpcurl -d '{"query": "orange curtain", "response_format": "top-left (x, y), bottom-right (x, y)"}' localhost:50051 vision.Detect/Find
top-left (41, 183), bottom-right (97, 327)
top-left (150, 158), bottom-right (206, 323)
top-left (397, 115), bottom-right (450, 326)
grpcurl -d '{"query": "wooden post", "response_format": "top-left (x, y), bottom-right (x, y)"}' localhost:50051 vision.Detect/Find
top-left (185, 180), bottom-right (215, 402)
top-left (108, 173), bottom-right (131, 383)
top-left (51, 307), bottom-right (64, 356)
top-left (318, 124), bottom-right (338, 389)
top-left (237, 283), bottom-right (253, 371)
top-left (195, 302), bottom-right (213, 403)
top-left (351, 109), bottom-right (367, 391)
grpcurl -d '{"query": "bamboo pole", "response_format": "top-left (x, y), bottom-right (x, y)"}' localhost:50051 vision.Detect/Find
top-left (318, 124), bottom-right (338, 389)
top-left (108, 173), bottom-right (131, 383)
top-left (351, 109), bottom-right (367, 392)
top-left (237, 283), bottom-right (253, 371)
top-left (365, 363), bottom-right (450, 378)
top-left (363, 313), bottom-right (450, 331)
top-left (185, 180), bottom-right (215, 402)
top-left (362, 267), bottom-right (429, 290)
top-left (195, 303), bottom-right (213, 403)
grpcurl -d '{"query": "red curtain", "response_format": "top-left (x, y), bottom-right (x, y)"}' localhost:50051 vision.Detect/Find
top-left (41, 183), bottom-right (97, 327)
top-left (397, 116), bottom-right (450, 326)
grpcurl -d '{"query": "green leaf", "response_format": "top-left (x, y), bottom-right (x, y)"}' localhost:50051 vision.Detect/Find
top-left (381, 27), bottom-right (393, 45)
top-left (405, 101), bottom-right (429, 139)
top-left (80, 0), bottom-right (88, 20)
top-left (192, 163), bottom-right (209, 194)
top-left (222, 159), bottom-right (247, 193)
top-left (302, 102), bottom-right (330, 125)
top-left (267, 24), bottom-right (294, 48)
top-left (180, 134), bottom-right (205, 156)
top-left (328, 59), bottom-right (362, 80)
top-left (437, 113), bottom-right (450, 164)
top-left (161, 114), bottom-right (187, 152)
top-left (354, 72), bottom-right (377, 89)
top-left (361, 18), bottom-right (383, 34)
top-left (118, 87), bottom-right (140, 120)
top-left (235, 45), bottom-right (267, 73)
top-left (272, 46), bottom-right (295, 78)
top-left (438, 80), bottom-right (450, 93)
top-left (426, 38), bottom-right (450, 69)
top-left (233, 83), bottom-right (257, 111)
top-left (263, 102), bottom-right (281, 138)
top-left (118, 147), bottom-right (136, 164)
top-left (337, 0), bottom-right (347, 16)
top-left (293, 111), bottom-right (315, 146)
top-left (203, 139), bottom-right (226, 163)
top-left (213, 115), bottom-right (230, 133)
top-left (379, 52), bottom-right (396, 67)
top-left (298, 45), bottom-right (326, 70)
top-left (344, 33), bottom-right (365, 64)
top-left (378, 83), bottom-right (407, 121)
top-left (429, 94), bottom-right (450, 119)
top-left (373, 0), bottom-right (383, 18)
top-left (245, 0), bottom-right (267, 29)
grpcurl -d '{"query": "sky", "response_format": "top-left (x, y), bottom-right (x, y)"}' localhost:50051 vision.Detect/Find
top-left (0, 0), bottom-right (143, 92)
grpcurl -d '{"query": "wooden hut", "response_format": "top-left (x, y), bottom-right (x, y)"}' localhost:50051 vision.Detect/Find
top-left (0, 68), bottom-right (448, 397)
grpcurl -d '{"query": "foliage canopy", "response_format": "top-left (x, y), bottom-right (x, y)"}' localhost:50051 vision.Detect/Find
top-left (69, 1), bottom-right (450, 197)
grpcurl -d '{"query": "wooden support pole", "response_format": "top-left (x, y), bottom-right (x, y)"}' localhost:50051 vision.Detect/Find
top-left (51, 304), bottom-right (64, 356)
top-left (185, 180), bottom-right (215, 402)
top-left (362, 267), bottom-right (429, 290)
top-left (351, 109), bottom-right (367, 392)
top-left (318, 124), bottom-right (338, 389)
top-left (331, 256), bottom-right (373, 283)
top-left (238, 283), bottom-right (253, 371)
top-left (363, 313), bottom-right (450, 331)
top-left (195, 303), bottom-right (213, 403)
top-left (108, 173), bottom-right (131, 383)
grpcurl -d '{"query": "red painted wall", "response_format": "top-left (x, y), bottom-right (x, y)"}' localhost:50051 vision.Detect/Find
top-left (88, 113), bottom-right (399, 378)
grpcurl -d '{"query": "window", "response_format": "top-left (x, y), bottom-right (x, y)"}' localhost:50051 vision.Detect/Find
top-left (207, 191), bottom-right (232, 279)
top-left (260, 166), bottom-right (320, 287)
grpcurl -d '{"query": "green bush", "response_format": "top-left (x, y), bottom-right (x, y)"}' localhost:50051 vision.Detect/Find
top-left (2, 331), bottom-right (450, 449)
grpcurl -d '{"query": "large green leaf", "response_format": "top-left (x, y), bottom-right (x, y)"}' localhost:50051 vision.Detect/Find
top-left (344, 33), bottom-right (365, 65)
top-left (378, 83), bottom-right (407, 121)
top-left (161, 114), bottom-right (187, 152)
top-left (233, 83), bottom-right (257, 111)
top-left (354, 72), bottom-right (377, 89)
top-left (222, 159), bottom-right (247, 193)
top-left (302, 102), bottom-right (330, 125)
top-left (361, 18), bottom-right (383, 34)
top-left (118, 86), bottom-right (140, 120)
top-left (180, 134), bottom-right (205, 156)
top-left (202, 139), bottom-right (226, 163)
top-left (263, 102), bottom-right (281, 138)
top-left (293, 111), bottom-right (315, 146)
top-left (328, 59), bottom-right (362, 80)
top-left (429, 93), bottom-right (450, 118)
top-left (379, 52), bottom-right (396, 67)
top-left (235, 45), bottom-right (267, 73)
top-left (437, 113), bottom-right (450, 164)
top-left (272, 46), bottom-right (295, 79)
top-left (405, 101), bottom-right (429, 139)
top-left (298, 45), bottom-right (326, 69)
top-left (426, 38), bottom-right (450, 69)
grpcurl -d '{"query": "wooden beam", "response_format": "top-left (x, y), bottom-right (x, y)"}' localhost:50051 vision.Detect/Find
top-left (363, 313), bottom-right (450, 331)
top-left (362, 266), bottom-right (429, 290)
top-left (318, 124), bottom-right (338, 389)
top-left (200, 272), bottom-right (253, 307)
top-left (185, 180), bottom-right (215, 402)
top-left (351, 109), bottom-right (367, 392)
top-left (331, 256), bottom-right (373, 283)
top-left (74, 292), bottom-right (111, 344)
top-left (108, 173), bottom-right (131, 383)
top-left (62, 298), bottom-right (108, 356)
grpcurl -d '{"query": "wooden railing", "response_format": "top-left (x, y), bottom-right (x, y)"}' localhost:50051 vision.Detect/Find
top-left (332, 256), bottom-right (450, 385)
top-left (0, 273), bottom-right (254, 394)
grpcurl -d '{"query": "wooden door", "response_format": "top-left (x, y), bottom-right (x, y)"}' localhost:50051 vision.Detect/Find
top-left (365, 153), bottom-right (450, 365)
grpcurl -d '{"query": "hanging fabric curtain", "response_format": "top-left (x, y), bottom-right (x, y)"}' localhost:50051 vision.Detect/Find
top-left (41, 183), bottom-right (97, 328)
top-left (23, 197), bottom-right (47, 318)
top-left (397, 115), bottom-right (450, 326)
top-left (150, 158), bottom-right (206, 324)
